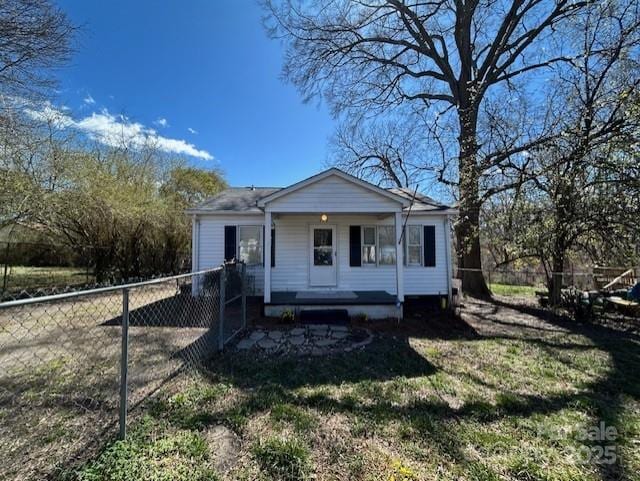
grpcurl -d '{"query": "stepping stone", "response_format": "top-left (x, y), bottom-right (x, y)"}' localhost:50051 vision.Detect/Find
top-left (309, 324), bottom-right (329, 331)
top-left (289, 335), bottom-right (305, 346)
top-left (290, 327), bottom-right (305, 336)
top-left (268, 330), bottom-right (283, 340)
top-left (258, 338), bottom-right (278, 349)
top-left (331, 331), bottom-right (349, 340)
top-left (311, 347), bottom-right (326, 356)
top-left (249, 331), bottom-right (266, 341)
top-left (330, 325), bottom-right (349, 332)
top-left (236, 338), bottom-right (255, 350)
top-left (316, 338), bottom-right (337, 347)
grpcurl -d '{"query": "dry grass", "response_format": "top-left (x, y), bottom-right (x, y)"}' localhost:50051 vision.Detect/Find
top-left (0, 283), bottom-right (218, 481)
top-left (2, 266), bottom-right (94, 293)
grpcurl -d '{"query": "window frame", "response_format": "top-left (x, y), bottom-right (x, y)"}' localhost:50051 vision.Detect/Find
top-left (405, 224), bottom-right (423, 267)
top-left (361, 225), bottom-right (377, 267)
top-left (237, 224), bottom-right (263, 266)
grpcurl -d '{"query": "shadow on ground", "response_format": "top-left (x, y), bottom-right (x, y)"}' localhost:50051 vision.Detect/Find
top-left (187, 297), bottom-right (640, 480)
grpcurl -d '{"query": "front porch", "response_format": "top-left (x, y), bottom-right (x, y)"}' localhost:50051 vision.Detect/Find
top-left (270, 290), bottom-right (397, 306)
top-left (265, 290), bottom-right (401, 319)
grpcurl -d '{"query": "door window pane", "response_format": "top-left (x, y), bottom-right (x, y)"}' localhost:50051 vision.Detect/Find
top-left (314, 247), bottom-right (333, 265)
top-left (314, 229), bottom-right (332, 247)
top-left (378, 226), bottom-right (396, 265)
top-left (238, 225), bottom-right (262, 265)
top-left (313, 228), bottom-right (333, 266)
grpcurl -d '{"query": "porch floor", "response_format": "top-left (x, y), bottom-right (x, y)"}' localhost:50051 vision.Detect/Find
top-left (270, 290), bottom-right (397, 306)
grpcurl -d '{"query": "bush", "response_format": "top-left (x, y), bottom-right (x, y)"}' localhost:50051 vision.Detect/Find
top-left (352, 313), bottom-right (368, 323)
top-left (280, 309), bottom-right (295, 323)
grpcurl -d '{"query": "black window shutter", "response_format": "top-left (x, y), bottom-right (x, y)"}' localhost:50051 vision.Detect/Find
top-left (271, 228), bottom-right (276, 267)
top-left (349, 226), bottom-right (361, 267)
top-left (424, 225), bottom-right (436, 267)
top-left (224, 226), bottom-right (236, 262)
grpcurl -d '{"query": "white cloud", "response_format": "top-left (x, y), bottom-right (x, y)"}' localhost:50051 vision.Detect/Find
top-left (188, 127), bottom-right (198, 135)
top-left (83, 94), bottom-right (96, 105)
top-left (25, 103), bottom-right (213, 161)
top-left (154, 117), bottom-right (168, 128)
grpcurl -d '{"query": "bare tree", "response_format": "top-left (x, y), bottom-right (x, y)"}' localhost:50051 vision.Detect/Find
top-left (263, 0), bottom-right (612, 295)
top-left (332, 115), bottom-right (422, 188)
top-left (0, 0), bottom-right (75, 100)
top-left (0, 0), bottom-right (76, 239)
top-left (484, 1), bottom-right (640, 303)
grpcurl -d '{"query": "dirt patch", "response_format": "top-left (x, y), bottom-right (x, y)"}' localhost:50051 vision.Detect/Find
top-left (202, 425), bottom-right (241, 471)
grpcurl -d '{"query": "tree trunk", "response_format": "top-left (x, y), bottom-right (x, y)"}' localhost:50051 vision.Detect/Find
top-left (455, 106), bottom-right (491, 297)
top-left (549, 245), bottom-right (565, 306)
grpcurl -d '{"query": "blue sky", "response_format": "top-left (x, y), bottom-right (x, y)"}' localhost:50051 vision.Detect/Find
top-left (53, 0), bottom-right (334, 187)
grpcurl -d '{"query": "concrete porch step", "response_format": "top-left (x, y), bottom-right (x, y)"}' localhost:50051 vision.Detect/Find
top-left (300, 309), bottom-right (349, 325)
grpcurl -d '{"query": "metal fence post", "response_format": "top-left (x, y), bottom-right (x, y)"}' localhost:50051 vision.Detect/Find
top-left (218, 265), bottom-right (226, 351)
top-left (119, 288), bottom-right (130, 440)
top-left (241, 262), bottom-right (247, 329)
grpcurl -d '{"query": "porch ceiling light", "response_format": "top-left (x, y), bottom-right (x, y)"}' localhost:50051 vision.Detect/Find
top-left (320, 213), bottom-right (328, 222)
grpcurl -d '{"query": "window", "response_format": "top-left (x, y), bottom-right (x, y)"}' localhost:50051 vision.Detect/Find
top-left (238, 225), bottom-right (262, 265)
top-left (362, 226), bottom-right (376, 265)
top-left (378, 225), bottom-right (396, 265)
top-left (406, 225), bottom-right (422, 266)
top-left (313, 228), bottom-right (333, 266)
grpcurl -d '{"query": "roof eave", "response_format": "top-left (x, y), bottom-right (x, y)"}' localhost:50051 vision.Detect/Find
top-left (185, 209), bottom-right (264, 215)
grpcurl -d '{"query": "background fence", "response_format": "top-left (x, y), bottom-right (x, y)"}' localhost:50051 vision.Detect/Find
top-left (0, 262), bottom-right (248, 481)
top-left (459, 266), bottom-right (639, 296)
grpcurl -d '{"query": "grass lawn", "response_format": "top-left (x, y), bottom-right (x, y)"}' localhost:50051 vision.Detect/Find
top-left (489, 283), bottom-right (539, 297)
top-left (60, 298), bottom-right (640, 481)
top-left (2, 266), bottom-right (93, 293)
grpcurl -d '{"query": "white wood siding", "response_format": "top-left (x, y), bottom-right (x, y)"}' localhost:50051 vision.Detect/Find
top-left (196, 212), bottom-right (450, 296)
top-left (266, 174), bottom-right (401, 212)
top-left (196, 214), bottom-right (265, 294)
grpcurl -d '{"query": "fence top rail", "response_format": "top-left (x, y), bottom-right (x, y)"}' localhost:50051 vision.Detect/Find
top-left (0, 267), bottom-right (223, 309)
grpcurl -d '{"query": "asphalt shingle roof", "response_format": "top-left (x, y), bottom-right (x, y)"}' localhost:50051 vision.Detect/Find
top-left (388, 187), bottom-right (452, 211)
top-left (190, 187), bottom-right (281, 213)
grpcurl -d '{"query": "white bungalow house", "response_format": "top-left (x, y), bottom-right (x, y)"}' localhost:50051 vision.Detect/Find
top-left (187, 168), bottom-right (457, 319)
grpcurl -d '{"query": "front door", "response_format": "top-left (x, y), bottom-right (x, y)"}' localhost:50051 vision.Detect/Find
top-left (309, 225), bottom-right (337, 287)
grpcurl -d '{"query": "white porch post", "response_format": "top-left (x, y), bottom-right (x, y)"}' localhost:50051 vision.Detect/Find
top-left (394, 211), bottom-right (404, 302)
top-left (264, 210), bottom-right (272, 304)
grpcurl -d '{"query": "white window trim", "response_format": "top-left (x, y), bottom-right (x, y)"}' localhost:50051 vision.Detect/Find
top-left (237, 224), bottom-right (263, 266)
top-left (405, 224), bottom-right (423, 267)
top-left (357, 225), bottom-right (396, 268)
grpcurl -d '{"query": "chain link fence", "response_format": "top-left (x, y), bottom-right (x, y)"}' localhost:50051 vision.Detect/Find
top-left (0, 262), bottom-right (247, 481)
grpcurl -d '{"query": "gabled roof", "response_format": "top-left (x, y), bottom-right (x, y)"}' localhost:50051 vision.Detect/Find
top-left (186, 168), bottom-right (456, 215)
top-left (256, 168), bottom-right (410, 208)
